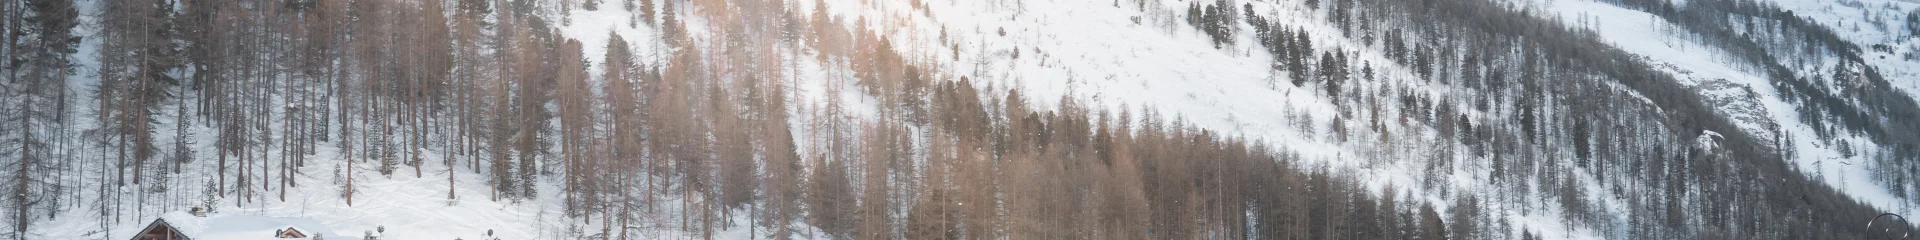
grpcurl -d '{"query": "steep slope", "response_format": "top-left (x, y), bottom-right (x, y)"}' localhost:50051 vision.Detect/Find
top-left (863, 0), bottom-right (1920, 238)
top-left (1527, 0), bottom-right (1920, 228)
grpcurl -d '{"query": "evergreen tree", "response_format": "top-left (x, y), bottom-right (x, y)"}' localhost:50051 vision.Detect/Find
top-left (1321, 51), bottom-right (1348, 100)
top-left (1907, 11), bottom-right (1920, 36)
top-left (1420, 203), bottom-right (1446, 240)
top-left (1290, 30), bottom-right (1314, 86)
top-left (1187, 2), bottom-right (1201, 29)
top-left (807, 155), bottom-right (856, 238)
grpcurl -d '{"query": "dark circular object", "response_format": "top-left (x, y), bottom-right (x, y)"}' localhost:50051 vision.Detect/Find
top-left (1867, 213), bottom-right (1912, 240)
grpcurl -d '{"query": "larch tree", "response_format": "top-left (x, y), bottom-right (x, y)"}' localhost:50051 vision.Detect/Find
top-left (757, 77), bottom-right (804, 240)
top-left (416, 0), bottom-right (459, 198)
top-left (5, 0), bottom-right (79, 237)
top-left (554, 36), bottom-right (592, 216)
top-left (856, 122), bottom-right (899, 240)
top-left (600, 32), bottom-right (641, 224)
top-left (97, 0), bottom-right (180, 188)
top-left (714, 81), bottom-right (756, 212)
top-left (906, 132), bottom-right (959, 240)
top-left (505, 15), bottom-right (552, 200)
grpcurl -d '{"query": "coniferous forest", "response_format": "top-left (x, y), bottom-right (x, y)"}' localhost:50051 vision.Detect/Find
top-left (4, 0), bottom-right (1920, 239)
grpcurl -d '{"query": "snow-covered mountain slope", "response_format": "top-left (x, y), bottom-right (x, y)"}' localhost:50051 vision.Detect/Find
top-left (1527, 0), bottom-right (1920, 221)
top-left (775, 0), bottom-right (1603, 238)
top-left (826, 0), bottom-right (1920, 238)
top-left (1760, 0), bottom-right (1920, 96)
top-left (16, 0), bottom-right (1920, 239)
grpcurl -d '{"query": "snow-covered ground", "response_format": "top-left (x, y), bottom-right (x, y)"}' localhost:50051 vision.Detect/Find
top-left (32, 102), bottom-right (575, 240)
top-left (809, 0), bottom-right (1599, 238)
top-left (1759, 0), bottom-right (1920, 98)
top-left (1529, 0), bottom-right (1920, 225)
top-left (36, 2), bottom-right (795, 240)
top-left (129, 212), bottom-right (342, 240)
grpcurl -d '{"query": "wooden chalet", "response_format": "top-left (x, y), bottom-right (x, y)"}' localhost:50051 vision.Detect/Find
top-left (132, 218), bottom-right (191, 240)
top-left (274, 227), bottom-right (308, 238)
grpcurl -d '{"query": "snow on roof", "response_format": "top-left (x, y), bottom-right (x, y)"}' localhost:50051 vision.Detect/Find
top-left (146, 212), bottom-right (342, 240)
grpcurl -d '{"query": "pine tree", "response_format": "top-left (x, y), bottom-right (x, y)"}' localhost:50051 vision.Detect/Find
top-left (1420, 203), bottom-right (1446, 240)
top-left (807, 155), bottom-right (856, 238)
top-left (1290, 30), bottom-right (1313, 87)
top-left (1187, 2), bottom-right (1201, 29)
top-left (1320, 51), bottom-right (1347, 99)
top-left (1414, 44), bottom-right (1433, 82)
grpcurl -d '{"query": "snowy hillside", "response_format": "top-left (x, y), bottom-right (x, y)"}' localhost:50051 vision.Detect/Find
top-left (1525, 0), bottom-right (1920, 228)
top-left (4, 0), bottom-right (1918, 239)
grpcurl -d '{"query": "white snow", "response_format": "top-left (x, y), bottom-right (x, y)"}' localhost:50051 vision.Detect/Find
top-left (1757, 0), bottom-right (1920, 98)
top-left (831, 0), bottom-right (1599, 238)
top-left (1532, 0), bottom-right (1920, 228)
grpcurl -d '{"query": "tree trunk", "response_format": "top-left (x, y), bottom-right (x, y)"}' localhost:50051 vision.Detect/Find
top-left (449, 131), bottom-right (457, 200)
top-left (219, 149), bottom-right (227, 197)
top-left (414, 92), bottom-right (423, 178)
top-left (348, 148), bottom-right (355, 207)
top-left (18, 99), bottom-right (35, 240)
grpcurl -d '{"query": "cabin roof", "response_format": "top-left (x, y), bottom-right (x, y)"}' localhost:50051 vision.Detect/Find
top-left (129, 212), bottom-right (341, 240)
top-left (132, 218), bottom-right (192, 240)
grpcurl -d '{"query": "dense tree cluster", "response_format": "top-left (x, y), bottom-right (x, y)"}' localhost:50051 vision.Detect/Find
top-left (2, 0), bottom-right (81, 236)
top-left (1908, 10), bottom-right (1920, 37)
top-left (1187, 0), bottom-right (1238, 48)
